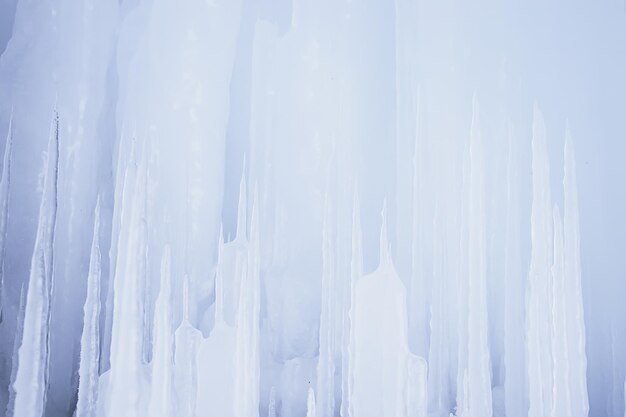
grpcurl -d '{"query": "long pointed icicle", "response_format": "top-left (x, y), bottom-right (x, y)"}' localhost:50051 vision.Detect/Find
top-left (317, 195), bottom-right (336, 417)
top-left (551, 206), bottom-right (571, 417)
top-left (148, 246), bottom-right (174, 417)
top-left (379, 199), bottom-right (392, 269)
top-left (173, 276), bottom-right (202, 417)
top-left (13, 111), bottom-right (60, 417)
top-left (105, 139), bottom-right (148, 417)
top-left (344, 191), bottom-right (362, 417)
top-left (563, 132), bottom-right (589, 417)
top-left (351, 202), bottom-right (412, 417)
top-left (527, 104), bottom-right (554, 417)
top-left (75, 198), bottom-right (103, 417)
top-left (214, 225), bottom-right (226, 324)
top-left (234, 187), bottom-right (260, 417)
top-left (503, 128), bottom-right (526, 417)
top-left (6, 285), bottom-right (27, 417)
top-left (427, 206), bottom-right (450, 415)
top-left (0, 115), bottom-right (13, 323)
top-left (236, 161), bottom-right (248, 242)
top-left (464, 96), bottom-right (492, 417)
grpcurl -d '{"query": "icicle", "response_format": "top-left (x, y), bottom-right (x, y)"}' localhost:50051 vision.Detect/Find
top-left (5, 284), bottom-right (26, 417)
top-left (455, 121), bottom-right (471, 417)
top-left (464, 96), bottom-right (492, 417)
top-left (233, 186), bottom-right (260, 417)
top-left (306, 386), bottom-right (317, 417)
top-left (379, 199), bottom-right (392, 269)
top-left (182, 275), bottom-right (191, 325)
top-left (409, 97), bottom-right (430, 359)
top-left (0, 114), bottom-right (12, 323)
top-left (75, 198), bottom-right (103, 417)
top-left (427, 205), bottom-right (451, 415)
top-left (148, 246), bottom-right (174, 417)
top-left (350, 191), bottom-right (363, 285)
top-left (13, 110), bottom-right (60, 417)
top-left (195, 225), bottom-right (237, 416)
top-left (343, 191), bottom-right (362, 417)
top-left (503, 127), bottom-right (526, 417)
top-left (105, 138), bottom-right (149, 417)
top-left (563, 131), bottom-right (589, 417)
top-left (551, 206), bottom-right (571, 417)
top-left (527, 104), bottom-right (554, 417)
top-left (214, 225), bottom-right (226, 324)
top-left (174, 274), bottom-right (202, 417)
top-left (316, 194), bottom-right (335, 417)
top-left (350, 197), bottom-right (412, 417)
top-left (236, 163), bottom-right (247, 242)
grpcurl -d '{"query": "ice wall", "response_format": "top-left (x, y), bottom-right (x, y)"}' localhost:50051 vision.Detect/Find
top-left (0, 0), bottom-right (625, 417)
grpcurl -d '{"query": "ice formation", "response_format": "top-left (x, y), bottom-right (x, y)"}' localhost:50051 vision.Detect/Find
top-left (0, 0), bottom-right (625, 417)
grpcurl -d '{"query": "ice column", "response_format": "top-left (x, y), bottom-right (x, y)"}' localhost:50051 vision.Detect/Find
top-left (13, 113), bottom-right (60, 417)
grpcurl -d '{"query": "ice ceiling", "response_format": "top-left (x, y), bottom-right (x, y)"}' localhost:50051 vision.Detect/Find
top-left (0, 0), bottom-right (625, 417)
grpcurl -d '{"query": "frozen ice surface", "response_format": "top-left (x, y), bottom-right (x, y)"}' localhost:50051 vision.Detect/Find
top-left (0, 1), bottom-right (625, 417)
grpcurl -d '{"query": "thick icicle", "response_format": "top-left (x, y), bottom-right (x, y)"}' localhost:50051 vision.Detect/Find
top-left (316, 196), bottom-right (336, 417)
top-left (75, 199), bottom-right (103, 417)
top-left (195, 228), bottom-right (236, 417)
top-left (0, 115), bottom-right (12, 323)
top-left (148, 246), bottom-right (174, 417)
top-left (13, 112), bottom-right (60, 417)
top-left (563, 132), bottom-right (589, 417)
top-left (350, 203), bottom-right (414, 417)
top-left (527, 105), bottom-right (554, 417)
